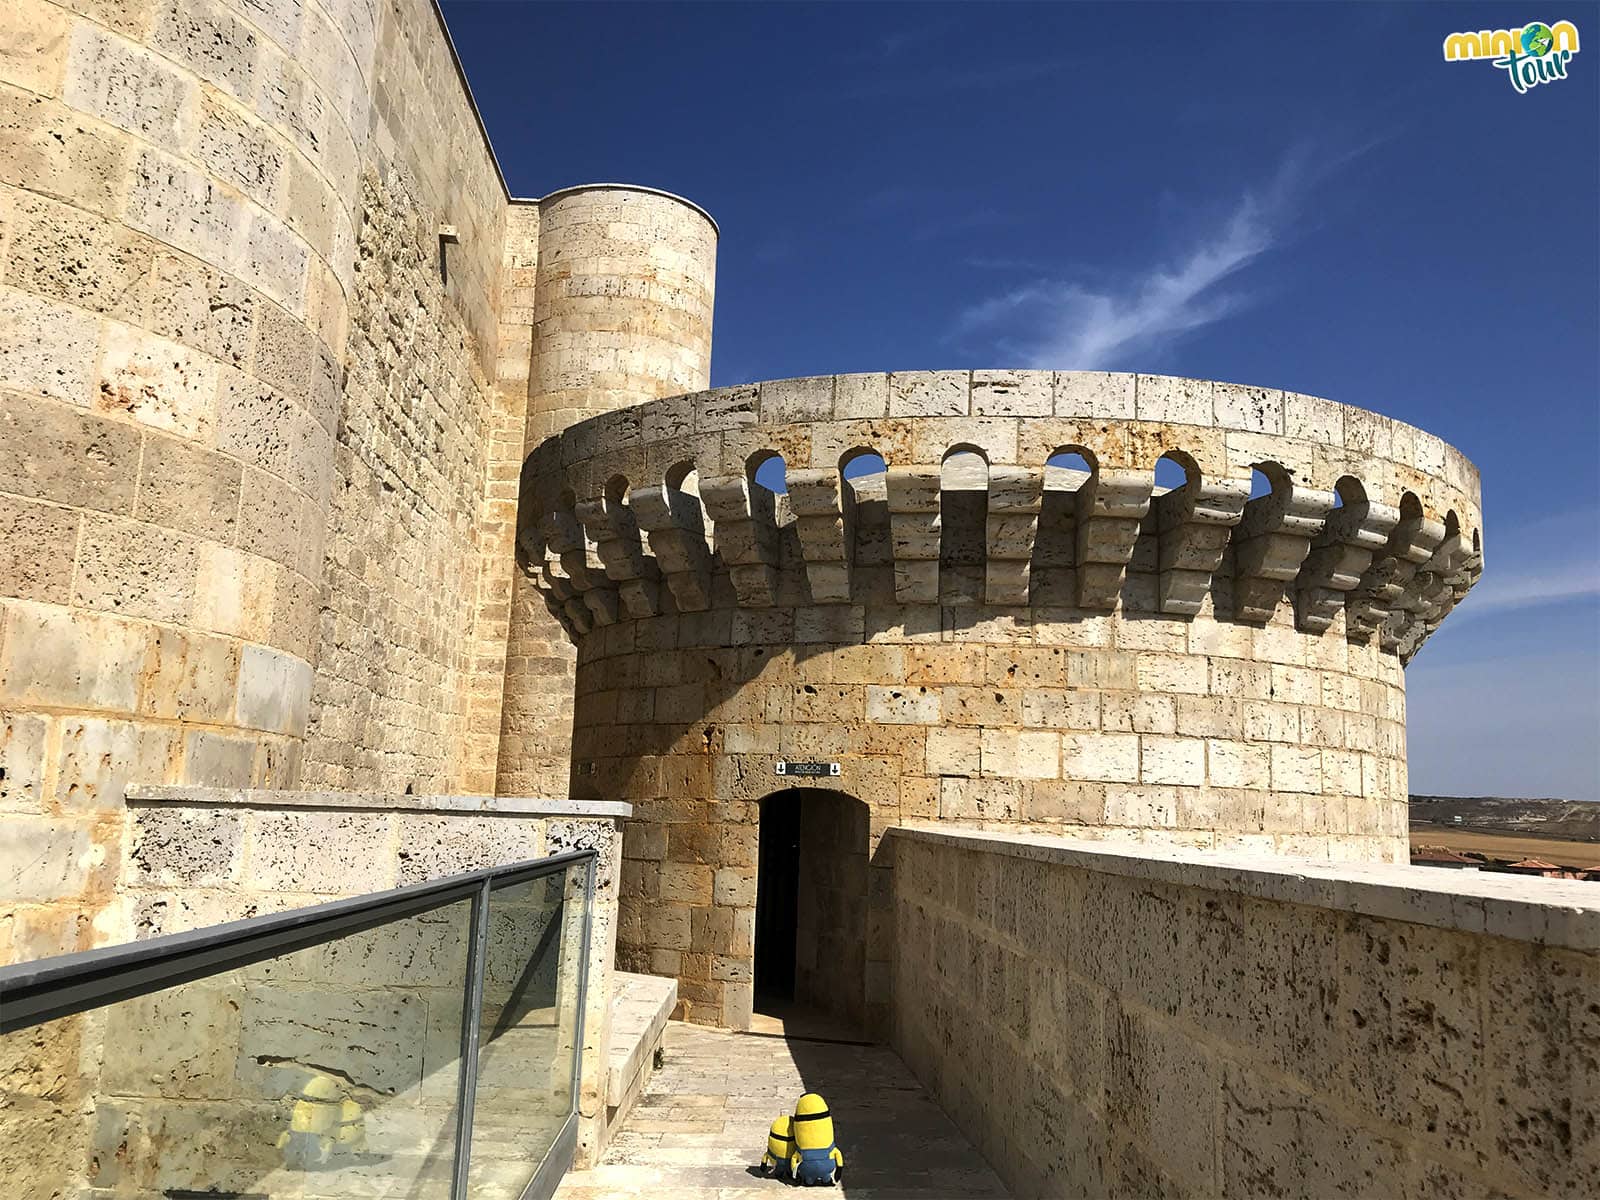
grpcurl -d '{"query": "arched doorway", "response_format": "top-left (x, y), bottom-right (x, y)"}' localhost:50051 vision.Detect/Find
top-left (754, 788), bottom-right (870, 1030)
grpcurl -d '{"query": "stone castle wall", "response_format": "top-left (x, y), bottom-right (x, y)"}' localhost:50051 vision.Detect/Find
top-left (518, 371), bottom-right (1483, 1026)
top-left (887, 827), bottom-right (1598, 1199)
top-left (0, 0), bottom-right (551, 963)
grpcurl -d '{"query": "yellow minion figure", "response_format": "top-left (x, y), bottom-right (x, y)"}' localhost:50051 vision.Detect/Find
top-left (788, 1092), bottom-right (843, 1186)
top-left (760, 1114), bottom-right (794, 1178)
top-left (276, 1071), bottom-right (367, 1168)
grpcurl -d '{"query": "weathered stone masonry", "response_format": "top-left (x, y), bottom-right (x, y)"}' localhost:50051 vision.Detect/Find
top-left (518, 372), bottom-right (1483, 1028)
top-left (0, 0), bottom-right (716, 963)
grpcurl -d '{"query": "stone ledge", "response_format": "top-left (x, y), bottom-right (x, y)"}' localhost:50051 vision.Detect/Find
top-left (125, 786), bottom-right (632, 819)
top-left (887, 824), bottom-right (1600, 952)
top-left (606, 971), bottom-right (677, 1109)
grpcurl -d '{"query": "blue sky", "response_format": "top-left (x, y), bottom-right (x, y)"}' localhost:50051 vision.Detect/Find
top-left (445, 2), bottom-right (1600, 800)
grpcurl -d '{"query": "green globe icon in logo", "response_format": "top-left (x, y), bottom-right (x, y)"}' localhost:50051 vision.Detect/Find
top-left (1522, 23), bottom-right (1554, 55)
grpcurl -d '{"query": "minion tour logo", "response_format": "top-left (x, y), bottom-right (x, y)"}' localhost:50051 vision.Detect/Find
top-left (1443, 20), bottom-right (1580, 92)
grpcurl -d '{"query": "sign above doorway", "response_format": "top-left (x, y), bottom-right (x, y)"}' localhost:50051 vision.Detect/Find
top-left (774, 761), bottom-right (841, 777)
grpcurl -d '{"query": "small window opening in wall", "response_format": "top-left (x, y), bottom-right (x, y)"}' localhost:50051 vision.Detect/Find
top-left (438, 224), bottom-right (458, 286)
top-left (752, 454), bottom-right (787, 495)
top-left (842, 450), bottom-right (887, 484)
top-left (1045, 450), bottom-right (1093, 492)
top-left (1153, 453), bottom-right (1190, 496)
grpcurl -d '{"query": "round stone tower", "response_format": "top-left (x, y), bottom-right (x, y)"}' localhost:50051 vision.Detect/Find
top-left (496, 185), bottom-right (718, 795)
top-left (516, 371), bottom-right (1483, 1030)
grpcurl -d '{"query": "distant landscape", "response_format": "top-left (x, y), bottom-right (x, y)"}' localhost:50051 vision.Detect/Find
top-left (1410, 795), bottom-right (1600, 876)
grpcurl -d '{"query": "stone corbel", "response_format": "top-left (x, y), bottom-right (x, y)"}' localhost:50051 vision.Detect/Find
top-left (786, 469), bottom-right (851, 603)
top-left (699, 473), bottom-right (779, 607)
top-left (1230, 480), bottom-right (1337, 622)
top-left (886, 466), bottom-right (943, 605)
top-left (1154, 473), bottom-right (1251, 616)
top-left (985, 466), bottom-right (1044, 607)
top-left (1293, 493), bottom-right (1400, 634)
top-left (1344, 510), bottom-right (1445, 641)
top-left (1074, 469), bottom-right (1154, 610)
top-left (575, 491), bottom-right (662, 619)
top-left (630, 484), bottom-right (716, 613)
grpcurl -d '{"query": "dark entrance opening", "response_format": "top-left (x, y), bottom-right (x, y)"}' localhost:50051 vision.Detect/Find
top-left (754, 792), bottom-right (801, 1003)
top-left (753, 788), bottom-right (870, 1030)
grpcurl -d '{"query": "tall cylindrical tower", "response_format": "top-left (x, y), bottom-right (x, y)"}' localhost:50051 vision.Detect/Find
top-left (496, 185), bottom-right (718, 796)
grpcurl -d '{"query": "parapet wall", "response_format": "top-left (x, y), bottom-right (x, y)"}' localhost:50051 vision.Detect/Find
top-left (2, 788), bottom-right (629, 1191)
top-left (887, 827), bottom-right (1599, 1199)
top-left (518, 371), bottom-right (1482, 1026)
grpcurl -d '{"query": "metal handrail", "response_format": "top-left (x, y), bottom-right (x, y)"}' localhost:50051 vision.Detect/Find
top-left (0, 848), bottom-right (598, 1200)
top-left (0, 848), bottom-right (597, 1034)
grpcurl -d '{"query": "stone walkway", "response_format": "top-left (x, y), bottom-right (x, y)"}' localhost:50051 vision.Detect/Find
top-left (554, 1020), bottom-right (1011, 1199)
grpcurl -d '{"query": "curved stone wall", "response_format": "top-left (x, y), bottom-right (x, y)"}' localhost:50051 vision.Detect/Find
top-left (0, 0), bottom-right (512, 961)
top-left (517, 371), bottom-right (1483, 1026)
top-left (496, 184), bottom-right (718, 797)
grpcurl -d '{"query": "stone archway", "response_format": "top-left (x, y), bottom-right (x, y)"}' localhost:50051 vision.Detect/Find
top-left (754, 788), bottom-right (871, 1031)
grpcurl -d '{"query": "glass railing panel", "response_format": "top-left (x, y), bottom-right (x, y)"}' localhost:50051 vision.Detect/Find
top-left (0, 895), bottom-right (475, 1199)
top-left (467, 861), bottom-right (589, 1198)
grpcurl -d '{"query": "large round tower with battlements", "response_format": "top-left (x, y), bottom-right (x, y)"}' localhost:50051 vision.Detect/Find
top-left (515, 370), bottom-right (1483, 1029)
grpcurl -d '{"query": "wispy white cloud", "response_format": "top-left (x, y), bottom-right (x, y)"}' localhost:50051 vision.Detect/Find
top-left (955, 146), bottom-right (1335, 369)
top-left (1452, 508), bottom-right (1600, 618)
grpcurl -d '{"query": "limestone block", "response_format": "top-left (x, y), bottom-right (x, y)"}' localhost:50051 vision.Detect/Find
top-left (889, 370), bottom-right (968, 417)
top-left (238, 465), bottom-right (303, 569)
top-left (834, 372), bottom-right (888, 418)
top-left (1136, 375), bottom-right (1213, 426)
top-left (713, 865), bottom-right (756, 907)
top-left (939, 776), bottom-right (1021, 821)
top-left (0, 602), bottom-right (148, 713)
top-left (1270, 744), bottom-right (1322, 794)
top-left (96, 323), bottom-right (220, 441)
top-left (1055, 371), bottom-right (1135, 419)
top-left (0, 84), bottom-right (128, 216)
top-left (192, 542), bottom-right (277, 640)
top-left (0, 0), bottom-right (69, 95)
top-left (124, 148), bottom-right (244, 276)
top-left (100, 981), bottom-right (241, 1095)
top-left (1102, 692), bottom-right (1175, 734)
top-left (64, 21), bottom-right (199, 144)
top-left (56, 717), bottom-right (180, 811)
top-left (0, 708), bottom-right (48, 813)
top-left (1284, 391), bottom-right (1344, 447)
top-left (972, 370), bottom-right (1051, 417)
top-left (180, 728), bottom-right (257, 787)
top-left (4, 189), bottom-right (153, 323)
top-left (0, 285), bottom-right (101, 404)
top-left (136, 432), bottom-right (242, 542)
top-left (865, 684), bottom-right (940, 725)
top-left (1213, 382), bottom-right (1284, 434)
top-left (148, 252), bottom-right (256, 366)
top-left (73, 513), bottom-right (198, 622)
top-left (980, 729), bottom-right (1058, 779)
top-left (152, 0), bottom-right (262, 102)
top-left (244, 809), bottom-right (395, 893)
top-left (236, 983), bottom-right (427, 1098)
top-left (1135, 652), bottom-right (1207, 695)
top-left (128, 804), bottom-right (243, 885)
top-left (0, 812), bottom-right (92, 900)
top-left (323, 904), bottom-right (473, 989)
top-left (240, 208), bottom-right (308, 311)
top-left (1062, 732), bottom-right (1139, 783)
top-left (234, 643), bottom-right (312, 735)
top-left (1023, 778), bottom-right (1105, 823)
top-left (926, 725), bottom-right (980, 775)
top-left (1021, 689), bottom-right (1099, 731)
top-left (1138, 735), bottom-right (1205, 786)
top-left (0, 492), bottom-right (78, 603)
top-left (760, 375), bottom-right (833, 423)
